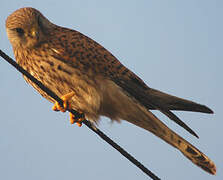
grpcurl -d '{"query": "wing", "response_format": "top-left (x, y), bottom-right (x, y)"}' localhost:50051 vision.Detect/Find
top-left (48, 27), bottom-right (213, 137)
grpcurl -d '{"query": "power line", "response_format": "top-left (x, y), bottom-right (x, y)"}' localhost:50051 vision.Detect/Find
top-left (0, 49), bottom-right (161, 180)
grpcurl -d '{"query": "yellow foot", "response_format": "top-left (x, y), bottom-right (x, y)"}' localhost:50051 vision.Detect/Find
top-left (69, 112), bottom-right (85, 127)
top-left (52, 91), bottom-right (75, 112)
top-left (52, 91), bottom-right (84, 127)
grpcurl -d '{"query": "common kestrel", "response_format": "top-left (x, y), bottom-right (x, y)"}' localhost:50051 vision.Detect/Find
top-left (6, 7), bottom-right (216, 175)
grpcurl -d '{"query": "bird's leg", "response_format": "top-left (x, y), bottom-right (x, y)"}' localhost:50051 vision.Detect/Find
top-left (52, 91), bottom-right (84, 127)
top-left (69, 112), bottom-right (85, 127)
top-left (52, 91), bottom-right (75, 112)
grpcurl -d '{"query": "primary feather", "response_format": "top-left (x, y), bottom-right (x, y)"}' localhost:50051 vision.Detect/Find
top-left (6, 7), bottom-right (216, 175)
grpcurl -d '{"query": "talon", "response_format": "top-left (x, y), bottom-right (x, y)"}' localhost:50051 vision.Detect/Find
top-left (52, 101), bottom-right (66, 112)
top-left (69, 112), bottom-right (84, 127)
top-left (69, 113), bottom-right (75, 124)
top-left (76, 121), bottom-right (82, 127)
top-left (52, 91), bottom-right (75, 112)
top-left (52, 91), bottom-right (84, 126)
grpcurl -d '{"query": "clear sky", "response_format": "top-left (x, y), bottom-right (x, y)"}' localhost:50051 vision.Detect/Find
top-left (0, 1), bottom-right (222, 180)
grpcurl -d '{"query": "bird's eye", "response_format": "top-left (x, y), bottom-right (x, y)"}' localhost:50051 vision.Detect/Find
top-left (14, 28), bottom-right (24, 36)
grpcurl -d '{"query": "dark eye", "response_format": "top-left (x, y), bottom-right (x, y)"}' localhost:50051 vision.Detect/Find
top-left (14, 28), bottom-right (24, 36)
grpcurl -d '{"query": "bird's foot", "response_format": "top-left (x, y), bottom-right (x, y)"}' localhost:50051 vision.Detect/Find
top-left (52, 91), bottom-right (84, 127)
top-left (69, 112), bottom-right (85, 127)
top-left (52, 91), bottom-right (75, 112)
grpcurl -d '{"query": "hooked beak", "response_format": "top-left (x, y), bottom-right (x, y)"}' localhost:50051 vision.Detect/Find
top-left (29, 23), bottom-right (39, 39)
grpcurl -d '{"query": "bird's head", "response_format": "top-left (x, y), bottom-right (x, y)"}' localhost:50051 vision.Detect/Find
top-left (6, 7), bottom-right (53, 49)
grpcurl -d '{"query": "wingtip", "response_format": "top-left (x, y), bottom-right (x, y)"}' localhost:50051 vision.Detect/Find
top-left (186, 124), bottom-right (199, 139)
top-left (186, 103), bottom-right (214, 114)
top-left (204, 105), bottom-right (214, 114)
top-left (208, 108), bottom-right (214, 114)
top-left (193, 132), bottom-right (199, 139)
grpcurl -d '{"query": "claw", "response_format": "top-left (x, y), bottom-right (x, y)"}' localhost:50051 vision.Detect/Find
top-left (69, 112), bottom-right (85, 127)
top-left (52, 91), bottom-right (75, 112)
top-left (52, 91), bottom-right (84, 127)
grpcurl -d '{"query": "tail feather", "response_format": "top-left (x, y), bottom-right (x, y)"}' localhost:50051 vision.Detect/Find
top-left (102, 79), bottom-right (216, 174)
top-left (115, 77), bottom-right (213, 138)
top-left (124, 104), bottom-right (216, 175)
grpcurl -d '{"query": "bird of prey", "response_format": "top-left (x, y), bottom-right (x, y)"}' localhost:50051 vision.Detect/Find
top-left (6, 7), bottom-right (216, 175)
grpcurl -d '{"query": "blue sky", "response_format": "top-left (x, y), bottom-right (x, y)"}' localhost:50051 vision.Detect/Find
top-left (0, 1), bottom-right (222, 180)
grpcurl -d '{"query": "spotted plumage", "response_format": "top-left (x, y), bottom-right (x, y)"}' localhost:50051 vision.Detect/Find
top-left (6, 7), bottom-right (216, 175)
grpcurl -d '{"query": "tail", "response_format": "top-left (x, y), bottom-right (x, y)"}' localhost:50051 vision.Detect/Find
top-left (124, 104), bottom-right (216, 175)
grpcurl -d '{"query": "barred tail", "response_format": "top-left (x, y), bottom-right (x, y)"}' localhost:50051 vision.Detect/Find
top-left (177, 137), bottom-right (216, 174)
top-left (124, 105), bottom-right (216, 174)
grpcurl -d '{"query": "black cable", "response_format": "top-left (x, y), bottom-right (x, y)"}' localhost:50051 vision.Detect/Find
top-left (0, 49), bottom-right (161, 180)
